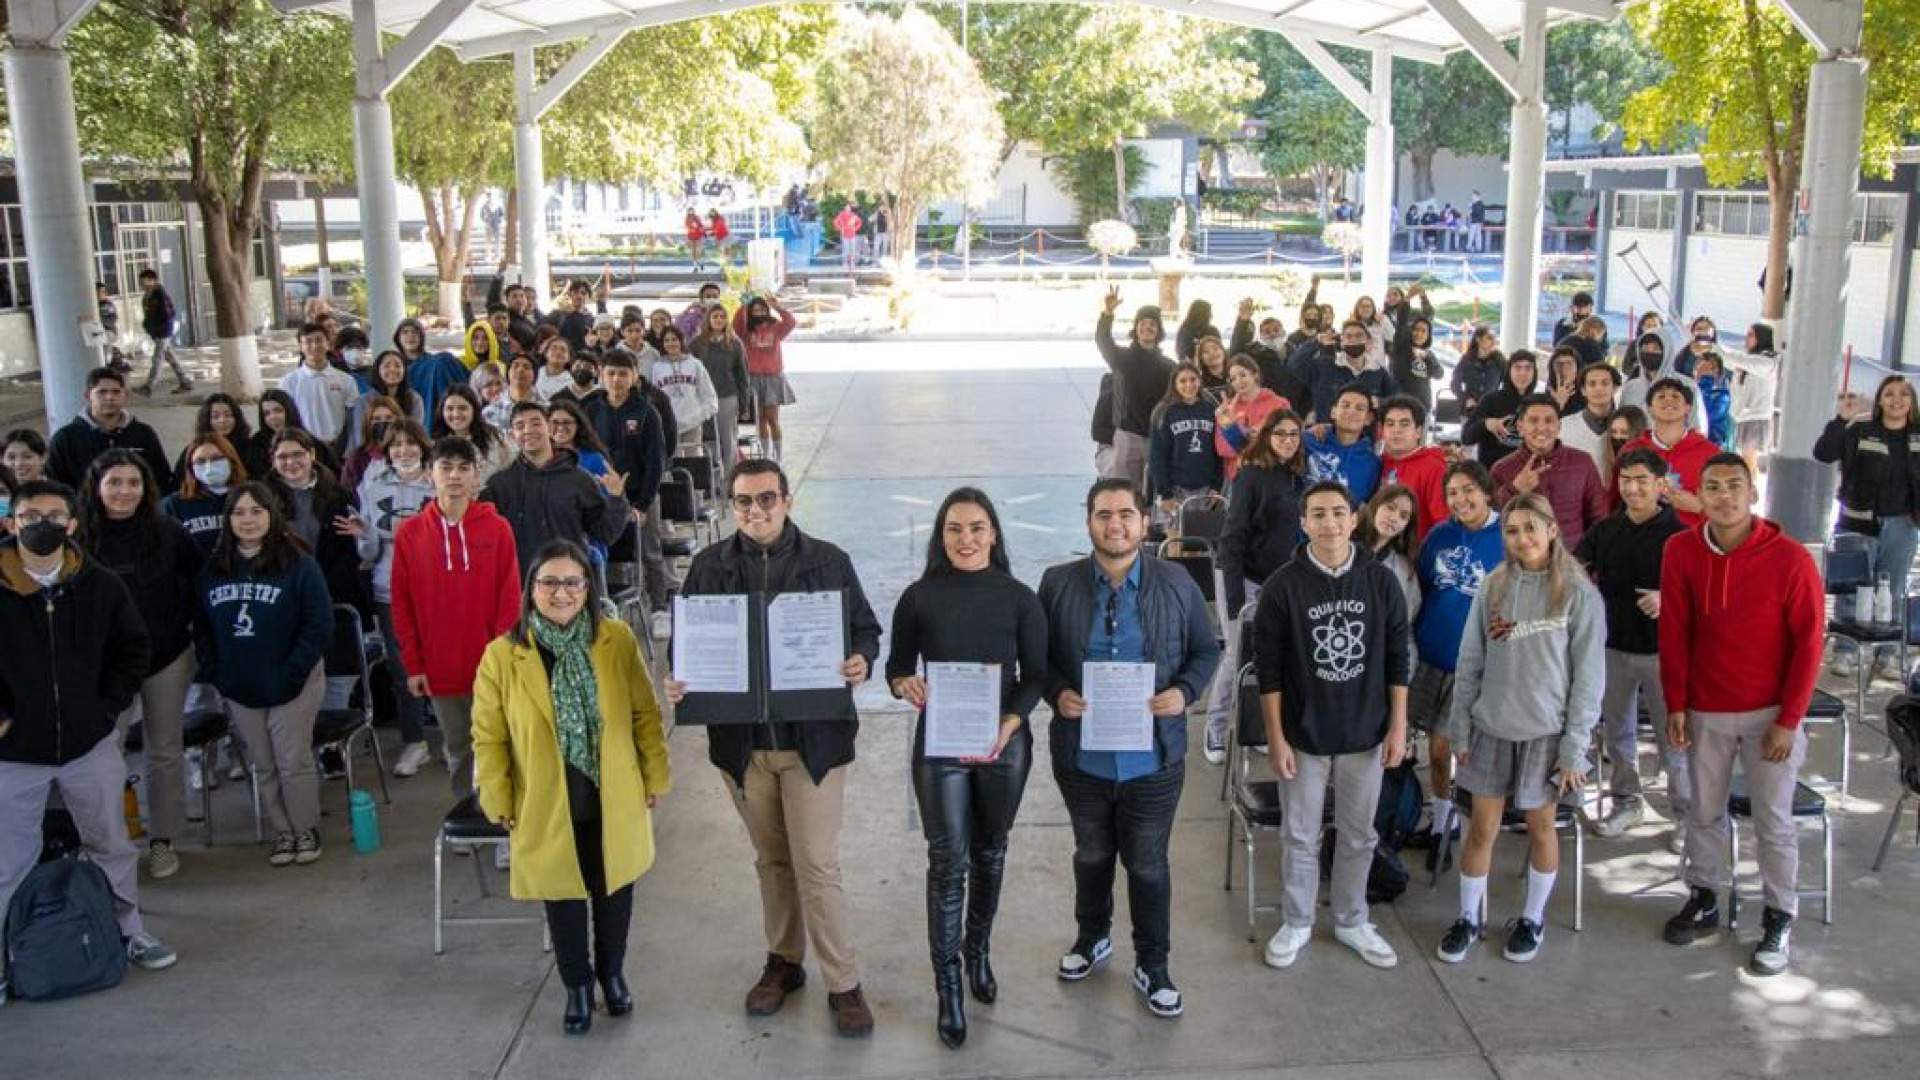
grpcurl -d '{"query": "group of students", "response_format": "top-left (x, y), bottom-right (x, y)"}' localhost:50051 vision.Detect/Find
top-left (1090, 282), bottom-right (1829, 981)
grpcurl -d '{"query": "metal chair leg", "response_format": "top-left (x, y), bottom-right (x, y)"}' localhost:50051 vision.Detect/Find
top-left (340, 740), bottom-right (357, 815)
top-left (1573, 821), bottom-right (1585, 933)
top-left (250, 766), bottom-right (264, 843)
top-left (1245, 832), bottom-right (1258, 942)
top-left (1223, 809), bottom-right (1235, 890)
top-left (1872, 792), bottom-right (1912, 871)
top-left (1822, 811), bottom-right (1834, 926)
top-left (367, 726), bottom-right (393, 804)
top-left (473, 847), bottom-right (492, 898)
top-left (433, 831), bottom-right (445, 955)
top-left (202, 777), bottom-right (215, 848)
top-left (1840, 711), bottom-right (1853, 802)
top-left (1727, 817), bottom-right (1741, 930)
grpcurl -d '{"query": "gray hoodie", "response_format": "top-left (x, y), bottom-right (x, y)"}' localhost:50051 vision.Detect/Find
top-left (1445, 564), bottom-right (1605, 775)
top-left (354, 460), bottom-right (434, 602)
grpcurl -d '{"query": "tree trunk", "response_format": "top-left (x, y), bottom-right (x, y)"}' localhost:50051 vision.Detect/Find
top-left (1408, 148), bottom-right (1436, 203)
top-left (1112, 138), bottom-right (1130, 222)
top-left (892, 195), bottom-right (919, 263)
top-left (1312, 167), bottom-right (1332, 222)
top-left (197, 193), bottom-right (263, 399)
top-left (1761, 170), bottom-right (1792, 321)
top-left (503, 186), bottom-right (520, 267)
top-left (418, 183), bottom-right (480, 323)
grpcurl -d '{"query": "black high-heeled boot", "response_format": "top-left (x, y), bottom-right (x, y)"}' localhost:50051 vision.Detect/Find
top-left (965, 845), bottom-right (1008, 1004)
top-left (599, 973), bottom-right (633, 1017)
top-left (935, 959), bottom-right (967, 1049)
top-left (563, 985), bottom-right (595, 1035)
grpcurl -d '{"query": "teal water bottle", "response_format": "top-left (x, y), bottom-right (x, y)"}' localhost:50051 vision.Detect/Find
top-left (349, 789), bottom-right (381, 854)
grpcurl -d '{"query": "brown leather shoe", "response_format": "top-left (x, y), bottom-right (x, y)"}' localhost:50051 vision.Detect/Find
top-left (744, 953), bottom-right (805, 1016)
top-left (829, 984), bottom-right (875, 1038)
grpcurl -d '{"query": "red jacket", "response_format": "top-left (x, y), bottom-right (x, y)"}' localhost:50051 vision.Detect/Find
top-left (1381, 445), bottom-right (1449, 542)
top-left (733, 304), bottom-right (796, 377)
top-left (1492, 441), bottom-right (1608, 549)
top-left (1658, 517), bottom-right (1824, 729)
top-left (1620, 428), bottom-right (1718, 526)
top-left (391, 500), bottom-right (522, 696)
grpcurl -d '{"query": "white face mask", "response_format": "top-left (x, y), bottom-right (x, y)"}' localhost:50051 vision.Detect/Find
top-left (341, 347), bottom-right (364, 367)
top-left (192, 458), bottom-right (232, 489)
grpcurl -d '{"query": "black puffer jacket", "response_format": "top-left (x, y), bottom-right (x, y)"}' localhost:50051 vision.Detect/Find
top-left (682, 521), bottom-right (883, 786)
top-left (480, 449), bottom-right (633, 576)
top-left (86, 513), bottom-right (204, 675)
top-left (1221, 462), bottom-right (1306, 618)
top-left (0, 542), bottom-right (150, 766)
top-left (1814, 416), bottom-right (1920, 535)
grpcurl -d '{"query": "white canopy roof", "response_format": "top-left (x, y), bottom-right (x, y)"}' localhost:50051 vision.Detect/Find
top-left (278, 0), bottom-right (1616, 63)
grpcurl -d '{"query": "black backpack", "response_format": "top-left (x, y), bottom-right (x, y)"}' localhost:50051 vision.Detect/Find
top-left (1887, 695), bottom-right (1920, 793)
top-left (1320, 761), bottom-right (1425, 904)
top-left (5, 812), bottom-right (127, 1001)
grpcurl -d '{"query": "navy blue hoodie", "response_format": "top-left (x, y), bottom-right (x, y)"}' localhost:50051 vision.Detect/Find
top-left (1149, 399), bottom-right (1222, 496)
top-left (195, 552), bottom-right (333, 708)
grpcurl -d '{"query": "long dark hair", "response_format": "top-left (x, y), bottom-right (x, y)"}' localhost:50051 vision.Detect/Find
top-left (267, 428), bottom-right (347, 508)
top-left (256, 389), bottom-right (309, 437)
top-left (368, 350), bottom-right (421, 417)
top-left (922, 487), bottom-right (1011, 577)
top-left (546, 398), bottom-right (609, 456)
top-left (510, 539), bottom-right (603, 647)
top-left (433, 384), bottom-right (503, 457)
top-left (210, 481), bottom-right (305, 577)
top-left (77, 448), bottom-right (160, 551)
top-left (1355, 483), bottom-right (1417, 560)
top-left (195, 393), bottom-right (254, 448)
top-left (1241, 408), bottom-right (1307, 474)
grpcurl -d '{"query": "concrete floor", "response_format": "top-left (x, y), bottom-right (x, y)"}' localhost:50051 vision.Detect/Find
top-left (7, 356), bottom-right (1920, 1079)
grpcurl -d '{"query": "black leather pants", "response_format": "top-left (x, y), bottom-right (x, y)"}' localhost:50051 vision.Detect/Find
top-left (912, 733), bottom-right (1033, 970)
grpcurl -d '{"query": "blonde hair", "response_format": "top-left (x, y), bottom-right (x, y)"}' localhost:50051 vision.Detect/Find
top-left (1486, 492), bottom-right (1582, 616)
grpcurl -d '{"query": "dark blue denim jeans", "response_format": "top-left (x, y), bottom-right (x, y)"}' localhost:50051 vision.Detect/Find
top-left (1052, 758), bottom-right (1184, 968)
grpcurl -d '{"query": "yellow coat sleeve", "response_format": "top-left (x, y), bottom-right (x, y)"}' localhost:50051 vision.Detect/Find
top-left (470, 640), bottom-right (517, 823)
top-left (628, 633), bottom-right (672, 798)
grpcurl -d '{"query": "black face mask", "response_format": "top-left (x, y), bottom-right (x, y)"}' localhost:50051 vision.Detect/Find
top-left (19, 521), bottom-right (67, 558)
top-left (1342, 342), bottom-right (1367, 358)
top-left (572, 368), bottom-right (596, 388)
top-left (369, 421), bottom-right (392, 444)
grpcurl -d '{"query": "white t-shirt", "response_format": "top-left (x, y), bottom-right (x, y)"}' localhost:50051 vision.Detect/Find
top-left (280, 363), bottom-right (359, 442)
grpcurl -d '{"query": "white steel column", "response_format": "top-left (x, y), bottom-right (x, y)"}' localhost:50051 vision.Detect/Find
top-left (351, 0), bottom-right (406, 339)
top-left (5, 0), bottom-right (104, 427)
top-left (1361, 47), bottom-right (1395, 300)
top-left (513, 44), bottom-right (550, 305)
top-left (1769, 0), bottom-right (1868, 539)
top-left (1498, 2), bottom-right (1548, 352)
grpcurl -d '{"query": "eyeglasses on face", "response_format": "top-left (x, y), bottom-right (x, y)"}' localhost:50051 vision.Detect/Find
top-left (533, 576), bottom-right (588, 594)
top-left (731, 492), bottom-right (783, 513)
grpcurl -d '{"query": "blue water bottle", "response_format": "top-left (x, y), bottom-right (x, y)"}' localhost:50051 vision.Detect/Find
top-left (349, 789), bottom-right (381, 854)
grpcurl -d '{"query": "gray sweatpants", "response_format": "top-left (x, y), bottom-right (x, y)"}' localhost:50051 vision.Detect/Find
top-left (1280, 748), bottom-right (1385, 929)
top-left (715, 395), bottom-right (740, 471)
top-left (431, 695), bottom-right (476, 797)
top-left (121, 646), bottom-right (196, 843)
top-left (0, 734), bottom-right (145, 937)
top-left (1683, 707), bottom-right (1808, 915)
top-left (1107, 430), bottom-right (1149, 488)
top-left (228, 664), bottom-right (324, 837)
top-left (640, 499), bottom-right (671, 614)
top-left (1600, 649), bottom-right (1691, 817)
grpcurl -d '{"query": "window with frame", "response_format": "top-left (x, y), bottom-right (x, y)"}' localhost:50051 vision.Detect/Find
top-left (1612, 191), bottom-right (1677, 232)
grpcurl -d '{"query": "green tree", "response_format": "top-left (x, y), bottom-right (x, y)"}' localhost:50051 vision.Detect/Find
top-left (389, 48), bottom-right (513, 320)
top-left (1240, 33), bottom-right (1365, 221)
top-left (812, 8), bottom-right (1001, 261)
top-left (936, 6), bottom-right (1258, 219)
top-left (1393, 53), bottom-right (1509, 203)
top-left (1544, 19), bottom-right (1665, 151)
top-left (66, 0), bottom-right (352, 396)
top-left (1054, 145), bottom-right (1152, 224)
top-left (1623, 0), bottom-right (1920, 318)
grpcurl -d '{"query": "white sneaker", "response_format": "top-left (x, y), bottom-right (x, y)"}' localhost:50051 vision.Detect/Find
top-left (1263, 924), bottom-right (1312, 969)
top-left (650, 610), bottom-right (672, 640)
top-left (1667, 825), bottom-right (1688, 856)
top-left (1202, 726), bottom-right (1227, 765)
top-left (1594, 797), bottom-right (1644, 839)
top-left (392, 742), bottom-right (432, 778)
top-left (1333, 922), bottom-right (1399, 969)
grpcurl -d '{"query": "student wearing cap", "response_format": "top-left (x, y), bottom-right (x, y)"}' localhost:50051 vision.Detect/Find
top-left (1094, 288), bottom-right (1174, 490)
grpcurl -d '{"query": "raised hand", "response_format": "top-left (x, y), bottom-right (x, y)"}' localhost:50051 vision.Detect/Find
top-left (1103, 286), bottom-right (1122, 315)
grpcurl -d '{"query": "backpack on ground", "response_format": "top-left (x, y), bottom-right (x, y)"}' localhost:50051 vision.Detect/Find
top-left (5, 812), bottom-right (127, 1001)
top-left (1887, 695), bottom-right (1920, 791)
top-left (1319, 760), bottom-right (1425, 904)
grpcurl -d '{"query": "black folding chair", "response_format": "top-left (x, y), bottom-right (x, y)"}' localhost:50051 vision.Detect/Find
top-left (312, 604), bottom-right (392, 810)
top-left (1872, 694), bottom-right (1920, 871)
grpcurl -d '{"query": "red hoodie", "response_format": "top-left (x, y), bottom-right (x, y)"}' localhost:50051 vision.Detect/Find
top-left (391, 500), bottom-right (522, 696)
top-left (733, 303), bottom-right (796, 377)
top-left (1658, 517), bottom-right (1824, 729)
top-left (1380, 445), bottom-right (1449, 541)
top-left (1620, 428), bottom-right (1718, 525)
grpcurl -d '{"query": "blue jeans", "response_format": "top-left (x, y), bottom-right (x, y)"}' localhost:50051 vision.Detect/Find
top-left (1053, 759), bottom-right (1183, 968)
top-left (1871, 516), bottom-right (1919, 661)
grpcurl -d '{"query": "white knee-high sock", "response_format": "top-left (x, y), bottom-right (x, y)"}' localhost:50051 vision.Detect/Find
top-left (1458, 872), bottom-right (1487, 925)
top-left (1523, 865), bottom-right (1557, 925)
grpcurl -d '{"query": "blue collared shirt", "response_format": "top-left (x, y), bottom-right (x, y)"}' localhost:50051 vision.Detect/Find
top-left (1079, 557), bottom-right (1161, 781)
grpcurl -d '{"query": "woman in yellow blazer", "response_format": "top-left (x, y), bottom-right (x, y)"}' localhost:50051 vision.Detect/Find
top-left (473, 539), bottom-right (672, 1036)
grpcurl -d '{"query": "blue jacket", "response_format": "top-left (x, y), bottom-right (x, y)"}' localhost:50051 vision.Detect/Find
top-left (1414, 514), bottom-right (1505, 672)
top-left (194, 553), bottom-right (334, 708)
top-left (1037, 553), bottom-right (1222, 772)
top-left (1698, 374), bottom-right (1733, 447)
top-left (1303, 429), bottom-right (1382, 503)
top-left (1148, 399), bottom-right (1221, 496)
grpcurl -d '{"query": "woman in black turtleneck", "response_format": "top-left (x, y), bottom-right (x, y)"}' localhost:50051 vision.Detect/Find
top-left (884, 487), bottom-right (1047, 1049)
top-left (78, 448), bottom-right (204, 880)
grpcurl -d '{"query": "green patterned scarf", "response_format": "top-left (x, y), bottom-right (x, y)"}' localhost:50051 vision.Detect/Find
top-left (532, 613), bottom-right (601, 786)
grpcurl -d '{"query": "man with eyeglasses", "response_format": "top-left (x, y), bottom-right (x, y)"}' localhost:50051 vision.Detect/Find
top-left (662, 459), bottom-right (883, 1038)
top-left (0, 481), bottom-right (177, 998)
top-left (46, 365), bottom-right (173, 491)
top-left (392, 437), bottom-right (522, 795)
top-left (481, 402), bottom-right (632, 577)
top-left (1038, 478), bottom-right (1220, 1019)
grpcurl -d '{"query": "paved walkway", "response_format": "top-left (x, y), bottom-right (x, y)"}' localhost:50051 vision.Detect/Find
top-left (5, 345), bottom-right (1920, 1079)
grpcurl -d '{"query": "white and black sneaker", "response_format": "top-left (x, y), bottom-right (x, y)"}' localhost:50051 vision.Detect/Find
top-left (293, 828), bottom-right (323, 865)
top-left (1750, 907), bottom-right (1793, 976)
top-left (1131, 965), bottom-right (1183, 1018)
top-left (1435, 918), bottom-right (1481, 964)
top-left (268, 832), bottom-right (296, 868)
top-left (1502, 918), bottom-right (1544, 963)
top-left (1057, 935), bottom-right (1112, 981)
top-left (1201, 726), bottom-right (1227, 766)
top-left (1663, 886), bottom-right (1721, 946)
